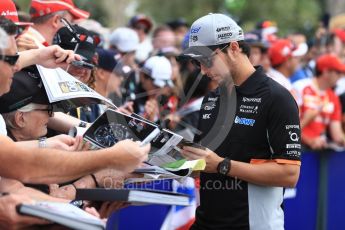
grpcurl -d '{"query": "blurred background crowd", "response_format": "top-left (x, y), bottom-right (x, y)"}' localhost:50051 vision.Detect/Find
top-left (1, 0), bottom-right (345, 228)
top-left (10, 0), bottom-right (345, 150)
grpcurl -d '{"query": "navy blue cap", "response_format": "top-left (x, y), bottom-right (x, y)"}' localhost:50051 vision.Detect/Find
top-left (244, 29), bottom-right (269, 49)
top-left (96, 48), bottom-right (120, 72)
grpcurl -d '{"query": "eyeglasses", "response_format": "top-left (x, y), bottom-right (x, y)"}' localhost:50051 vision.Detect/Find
top-left (191, 44), bottom-right (229, 68)
top-left (16, 25), bottom-right (30, 39)
top-left (0, 54), bottom-right (19, 66)
top-left (32, 105), bottom-right (54, 117)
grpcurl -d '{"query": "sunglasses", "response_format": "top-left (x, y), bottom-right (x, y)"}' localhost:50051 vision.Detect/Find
top-left (191, 44), bottom-right (229, 68)
top-left (0, 54), bottom-right (19, 66)
top-left (16, 25), bottom-right (30, 38)
top-left (32, 105), bottom-right (54, 117)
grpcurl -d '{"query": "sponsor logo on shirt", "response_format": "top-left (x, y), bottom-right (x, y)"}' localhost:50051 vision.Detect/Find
top-left (285, 124), bottom-right (300, 130)
top-left (286, 144), bottom-right (301, 149)
top-left (289, 131), bottom-right (299, 142)
top-left (242, 97), bottom-right (261, 103)
top-left (239, 105), bottom-right (258, 114)
top-left (234, 116), bottom-right (255, 126)
top-left (202, 113), bottom-right (211, 119)
top-left (208, 97), bottom-right (218, 102)
top-left (286, 150), bottom-right (301, 157)
top-left (204, 103), bottom-right (216, 111)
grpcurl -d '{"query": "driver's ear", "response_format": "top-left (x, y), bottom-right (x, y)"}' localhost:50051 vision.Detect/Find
top-left (230, 42), bottom-right (240, 52)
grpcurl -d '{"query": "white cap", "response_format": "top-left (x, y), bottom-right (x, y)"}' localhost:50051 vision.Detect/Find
top-left (189, 13), bottom-right (243, 47)
top-left (142, 56), bottom-right (173, 88)
top-left (292, 42), bottom-right (308, 57)
top-left (109, 27), bottom-right (139, 53)
top-left (181, 13), bottom-right (244, 58)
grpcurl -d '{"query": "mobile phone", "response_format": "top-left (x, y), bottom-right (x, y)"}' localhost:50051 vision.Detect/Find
top-left (179, 140), bottom-right (206, 150)
top-left (71, 60), bottom-right (95, 70)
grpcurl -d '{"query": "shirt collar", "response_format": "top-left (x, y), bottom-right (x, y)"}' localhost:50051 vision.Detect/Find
top-left (235, 66), bottom-right (266, 94)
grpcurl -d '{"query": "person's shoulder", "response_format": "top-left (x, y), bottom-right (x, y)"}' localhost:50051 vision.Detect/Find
top-left (264, 77), bottom-right (298, 110)
top-left (327, 89), bottom-right (340, 101)
top-left (265, 76), bottom-right (293, 98)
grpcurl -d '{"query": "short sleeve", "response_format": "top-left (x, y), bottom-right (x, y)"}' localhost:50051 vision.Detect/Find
top-left (330, 92), bottom-right (342, 121)
top-left (267, 89), bottom-right (301, 165)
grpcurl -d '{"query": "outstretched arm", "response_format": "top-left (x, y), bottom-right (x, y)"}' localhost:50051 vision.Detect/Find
top-left (0, 135), bottom-right (149, 184)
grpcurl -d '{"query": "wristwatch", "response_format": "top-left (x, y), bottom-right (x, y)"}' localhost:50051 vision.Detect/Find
top-left (38, 137), bottom-right (47, 148)
top-left (70, 200), bottom-right (84, 209)
top-left (78, 121), bottom-right (88, 128)
top-left (217, 157), bottom-right (231, 176)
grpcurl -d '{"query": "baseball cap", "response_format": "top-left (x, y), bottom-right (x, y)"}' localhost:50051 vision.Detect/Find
top-left (0, 0), bottom-right (33, 26)
top-left (181, 13), bottom-right (244, 58)
top-left (268, 39), bottom-right (307, 66)
top-left (166, 18), bottom-right (188, 30)
top-left (54, 25), bottom-right (96, 63)
top-left (109, 27), bottom-right (139, 53)
top-left (256, 20), bottom-right (278, 43)
top-left (244, 29), bottom-right (268, 49)
top-left (129, 14), bottom-right (153, 33)
top-left (97, 48), bottom-right (132, 77)
top-left (316, 54), bottom-right (345, 73)
top-left (141, 56), bottom-right (173, 88)
top-left (30, 0), bottom-right (89, 20)
top-left (0, 67), bottom-right (49, 113)
top-left (333, 29), bottom-right (345, 43)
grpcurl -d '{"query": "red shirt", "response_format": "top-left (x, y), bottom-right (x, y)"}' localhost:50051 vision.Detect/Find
top-left (300, 80), bottom-right (341, 138)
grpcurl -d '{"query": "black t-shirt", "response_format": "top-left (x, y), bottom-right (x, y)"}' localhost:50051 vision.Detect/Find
top-left (191, 66), bottom-right (301, 230)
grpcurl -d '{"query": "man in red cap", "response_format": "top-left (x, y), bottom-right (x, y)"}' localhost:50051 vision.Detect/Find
top-left (298, 54), bottom-right (345, 150)
top-left (0, 0), bottom-right (37, 51)
top-left (267, 39), bottom-right (307, 99)
top-left (23, 0), bottom-right (89, 47)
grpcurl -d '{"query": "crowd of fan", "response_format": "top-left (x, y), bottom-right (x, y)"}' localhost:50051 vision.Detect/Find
top-left (0, 0), bottom-right (345, 228)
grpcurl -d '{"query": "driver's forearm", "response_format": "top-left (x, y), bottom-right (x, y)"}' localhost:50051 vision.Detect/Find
top-left (229, 161), bottom-right (300, 187)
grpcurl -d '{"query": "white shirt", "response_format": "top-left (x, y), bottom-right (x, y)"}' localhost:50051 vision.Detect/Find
top-left (135, 38), bottom-right (153, 63)
top-left (0, 114), bottom-right (7, 135)
top-left (22, 27), bottom-right (47, 48)
top-left (267, 68), bottom-right (292, 91)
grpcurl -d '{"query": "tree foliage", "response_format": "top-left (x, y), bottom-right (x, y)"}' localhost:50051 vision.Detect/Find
top-left (136, 0), bottom-right (322, 36)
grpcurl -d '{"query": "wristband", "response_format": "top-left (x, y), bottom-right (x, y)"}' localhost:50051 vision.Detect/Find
top-left (78, 121), bottom-right (87, 128)
top-left (91, 174), bottom-right (100, 188)
top-left (38, 137), bottom-right (47, 148)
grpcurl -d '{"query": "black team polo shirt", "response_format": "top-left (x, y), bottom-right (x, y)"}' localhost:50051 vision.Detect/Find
top-left (191, 66), bottom-right (301, 230)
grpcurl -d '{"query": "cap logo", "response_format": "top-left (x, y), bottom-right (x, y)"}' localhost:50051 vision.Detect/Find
top-left (218, 32), bottom-right (232, 39)
top-left (1, 10), bottom-right (18, 17)
top-left (190, 27), bottom-right (201, 34)
top-left (70, 38), bottom-right (78, 43)
top-left (281, 46), bottom-right (290, 56)
top-left (216, 26), bottom-right (230, 32)
top-left (190, 35), bottom-right (198, 43)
